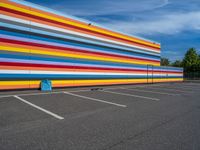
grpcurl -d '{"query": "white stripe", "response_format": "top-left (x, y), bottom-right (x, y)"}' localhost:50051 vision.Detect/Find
top-left (120, 87), bottom-right (180, 96)
top-left (11, 0), bottom-right (160, 45)
top-left (0, 58), bottom-right (152, 71)
top-left (0, 70), bottom-right (146, 75)
top-left (13, 95), bottom-right (64, 120)
top-left (0, 70), bottom-right (183, 77)
top-left (102, 90), bottom-right (159, 101)
top-left (63, 92), bottom-right (127, 108)
top-left (1, 23), bottom-right (159, 61)
top-left (0, 15), bottom-right (160, 53)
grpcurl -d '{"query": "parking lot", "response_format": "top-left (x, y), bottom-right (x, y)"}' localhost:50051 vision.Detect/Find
top-left (0, 82), bottom-right (200, 150)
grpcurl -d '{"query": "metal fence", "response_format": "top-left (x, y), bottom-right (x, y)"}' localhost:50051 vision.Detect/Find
top-left (184, 72), bottom-right (200, 80)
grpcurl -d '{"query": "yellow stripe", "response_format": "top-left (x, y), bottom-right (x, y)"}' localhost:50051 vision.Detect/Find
top-left (0, 81), bottom-right (29, 85)
top-left (0, 78), bottom-right (183, 86)
top-left (0, 46), bottom-right (160, 66)
top-left (153, 78), bottom-right (183, 82)
top-left (2, 2), bottom-right (160, 48)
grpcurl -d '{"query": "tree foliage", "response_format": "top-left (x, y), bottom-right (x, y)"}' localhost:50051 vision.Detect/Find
top-left (161, 57), bottom-right (170, 66)
top-left (171, 60), bottom-right (182, 67)
top-left (160, 48), bottom-right (200, 79)
top-left (168, 48), bottom-right (200, 79)
top-left (182, 48), bottom-right (200, 72)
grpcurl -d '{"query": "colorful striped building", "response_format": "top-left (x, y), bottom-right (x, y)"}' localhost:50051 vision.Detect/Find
top-left (0, 0), bottom-right (183, 90)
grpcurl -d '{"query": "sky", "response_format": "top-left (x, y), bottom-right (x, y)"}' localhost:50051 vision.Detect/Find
top-left (26, 0), bottom-right (200, 62)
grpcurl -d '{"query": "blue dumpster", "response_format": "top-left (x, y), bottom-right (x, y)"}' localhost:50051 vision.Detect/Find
top-left (41, 79), bottom-right (52, 91)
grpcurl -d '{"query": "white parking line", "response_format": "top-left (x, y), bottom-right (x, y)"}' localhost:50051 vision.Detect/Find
top-left (124, 84), bottom-right (170, 89)
top-left (102, 90), bottom-right (160, 101)
top-left (0, 83), bottom-right (195, 99)
top-left (174, 83), bottom-right (200, 87)
top-left (142, 87), bottom-right (193, 93)
top-left (120, 88), bottom-right (180, 96)
top-left (0, 89), bottom-right (91, 99)
top-left (145, 84), bottom-right (195, 91)
top-left (164, 86), bottom-right (196, 91)
top-left (183, 83), bottom-right (200, 86)
top-left (176, 85), bottom-right (200, 89)
top-left (132, 84), bottom-right (164, 87)
top-left (63, 92), bottom-right (127, 108)
top-left (13, 95), bottom-right (64, 120)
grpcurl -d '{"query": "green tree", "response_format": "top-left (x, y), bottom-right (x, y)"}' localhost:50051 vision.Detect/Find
top-left (171, 60), bottom-right (182, 67)
top-left (182, 48), bottom-right (200, 72)
top-left (161, 57), bottom-right (170, 66)
top-left (198, 54), bottom-right (200, 71)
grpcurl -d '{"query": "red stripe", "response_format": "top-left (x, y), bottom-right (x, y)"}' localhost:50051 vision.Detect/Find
top-left (0, 62), bottom-right (183, 74)
top-left (0, 38), bottom-right (160, 63)
top-left (0, 6), bottom-right (160, 51)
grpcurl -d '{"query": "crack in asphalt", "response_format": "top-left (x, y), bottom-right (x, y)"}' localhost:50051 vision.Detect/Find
top-left (102, 108), bottom-right (197, 150)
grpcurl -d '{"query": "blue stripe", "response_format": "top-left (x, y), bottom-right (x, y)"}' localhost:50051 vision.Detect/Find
top-left (9, 0), bottom-right (160, 44)
top-left (0, 22), bottom-right (161, 58)
top-left (0, 74), bottom-right (182, 79)
top-left (0, 53), bottom-right (150, 70)
top-left (0, 53), bottom-right (183, 72)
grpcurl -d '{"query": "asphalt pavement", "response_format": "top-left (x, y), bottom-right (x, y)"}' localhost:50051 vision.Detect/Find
top-left (0, 82), bottom-right (200, 150)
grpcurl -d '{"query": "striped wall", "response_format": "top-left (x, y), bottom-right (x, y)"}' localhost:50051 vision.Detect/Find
top-left (0, 0), bottom-right (183, 90)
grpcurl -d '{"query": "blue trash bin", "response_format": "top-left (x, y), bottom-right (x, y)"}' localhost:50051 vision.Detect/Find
top-left (41, 79), bottom-right (52, 91)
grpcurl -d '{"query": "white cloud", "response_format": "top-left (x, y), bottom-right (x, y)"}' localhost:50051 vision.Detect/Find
top-left (47, 0), bottom-right (200, 37)
top-left (101, 11), bottom-right (200, 35)
top-left (52, 0), bottom-right (169, 16)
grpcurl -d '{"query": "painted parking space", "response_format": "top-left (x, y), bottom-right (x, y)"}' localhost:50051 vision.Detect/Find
top-left (0, 82), bottom-right (199, 126)
top-left (13, 95), bottom-right (64, 120)
top-left (18, 92), bottom-right (123, 118)
top-left (170, 82), bottom-right (200, 88)
top-left (151, 83), bottom-right (199, 92)
top-left (0, 82), bottom-right (200, 150)
top-left (103, 88), bottom-right (165, 101)
top-left (120, 87), bottom-right (180, 96)
top-left (63, 92), bottom-right (127, 107)
top-left (134, 85), bottom-right (193, 94)
top-left (102, 90), bottom-right (160, 101)
top-left (70, 90), bottom-right (160, 107)
top-left (148, 83), bottom-right (200, 91)
top-left (0, 97), bottom-right (52, 128)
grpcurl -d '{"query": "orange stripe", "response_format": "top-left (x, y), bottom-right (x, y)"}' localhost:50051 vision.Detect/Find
top-left (0, 85), bottom-right (30, 90)
top-left (0, 66), bottom-right (182, 75)
top-left (0, 42), bottom-right (159, 65)
top-left (3, 0), bottom-right (160, 49)
top-left (2, 10), bottom-right (159, 51)
top-left (0, 79), bottom-right (183, 90)
top-left (0, 66), bottom-right (149, 73)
